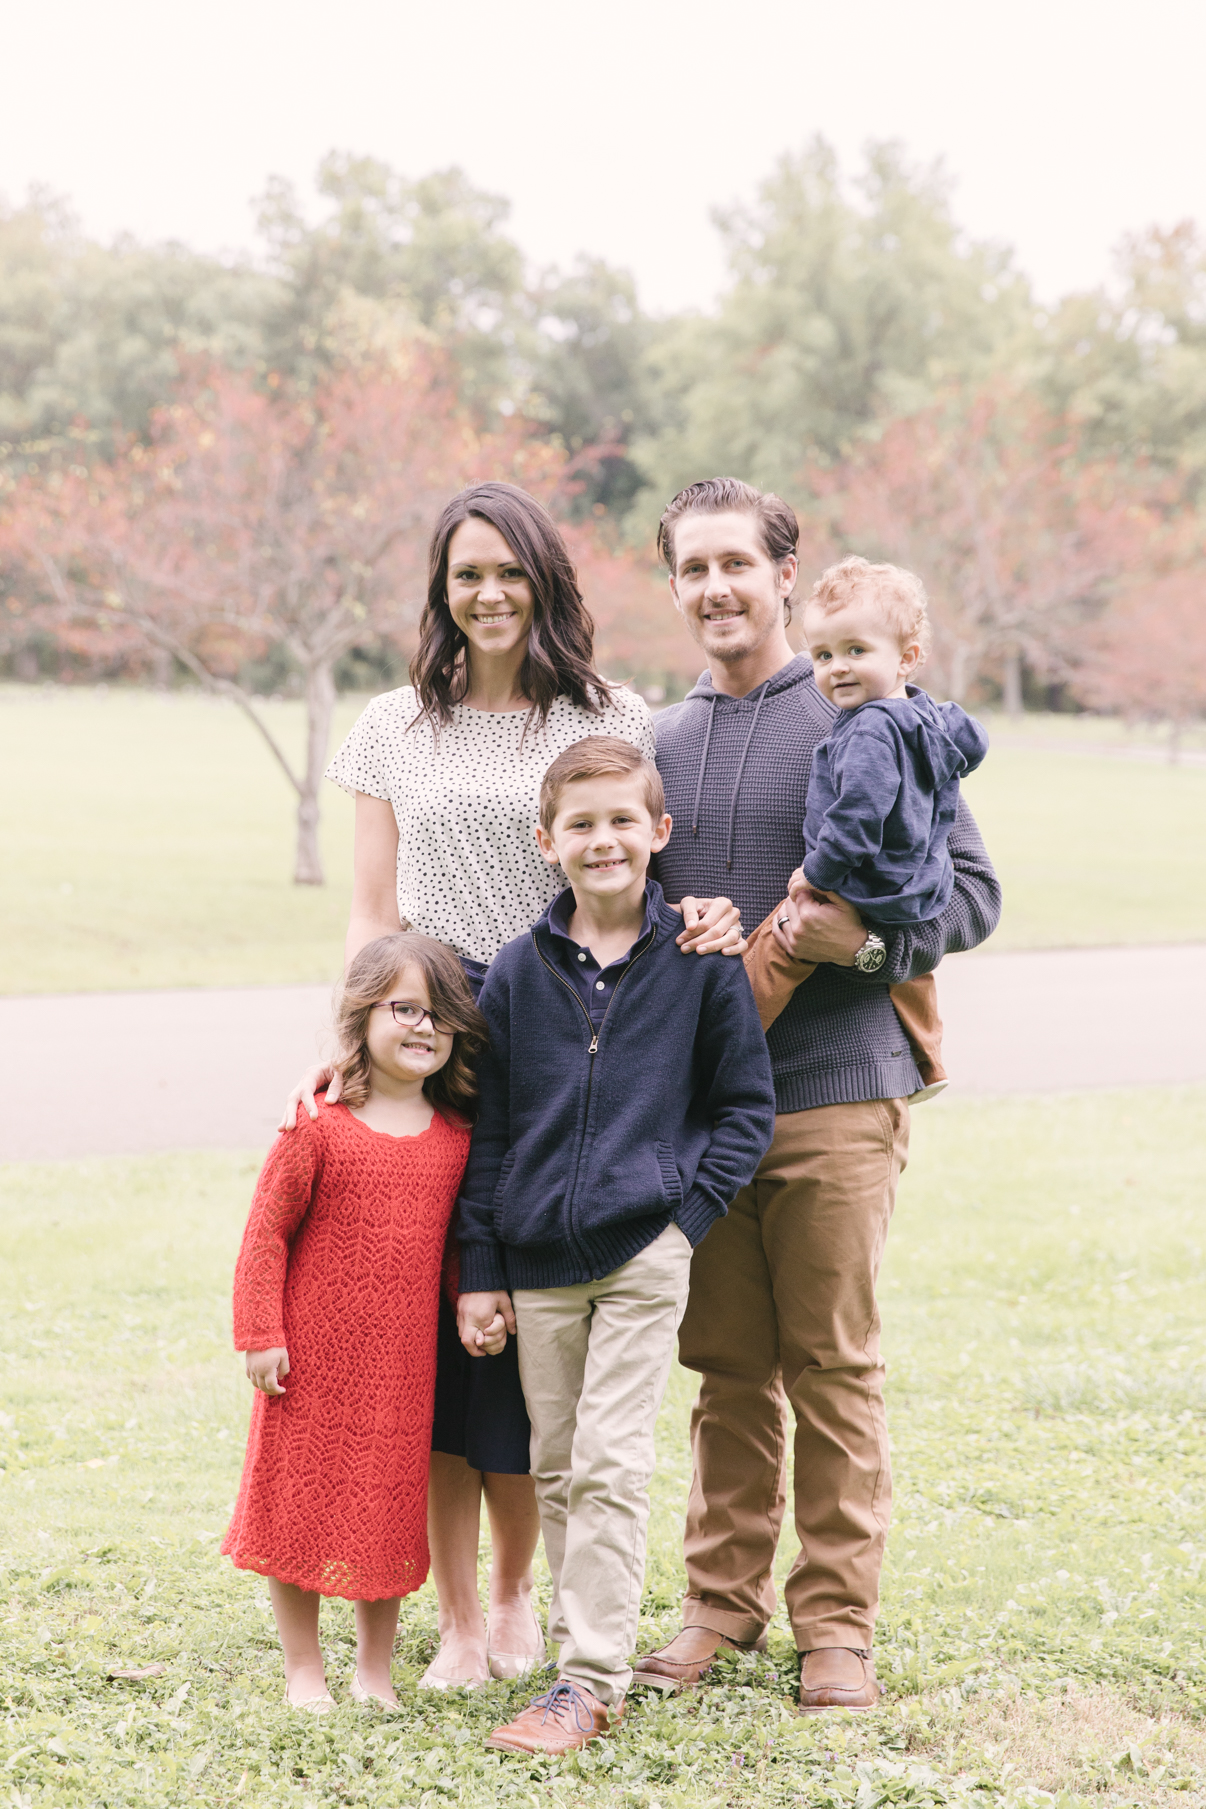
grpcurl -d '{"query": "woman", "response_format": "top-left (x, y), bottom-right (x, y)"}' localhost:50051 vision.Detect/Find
top-left (283, 481), bottom-right (742, 1688)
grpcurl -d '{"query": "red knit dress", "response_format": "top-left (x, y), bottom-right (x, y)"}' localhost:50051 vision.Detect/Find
top-left (222, 1098), bottom-right (470, 1601)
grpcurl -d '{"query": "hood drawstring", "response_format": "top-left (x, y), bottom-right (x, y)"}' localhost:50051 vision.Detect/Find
top-left (690, 695), bottom-right (718, 837)
top-left (725, 681), bottom-right (770, 870)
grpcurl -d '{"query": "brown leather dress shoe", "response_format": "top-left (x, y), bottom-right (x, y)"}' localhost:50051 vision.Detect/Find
top-left (486, 1679), bottom-right (620, 1755)
top-left (797, 1647), bottom-right (883, 1713)
top-left (631, 1625), bottom-right (765, 1694)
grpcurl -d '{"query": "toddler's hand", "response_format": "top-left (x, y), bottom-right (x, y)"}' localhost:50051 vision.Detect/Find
top-left (457, 1291), bottom-right (516, 1358)
top-left (478, 1312), bottom-right (508, 1356)
top-left (245, 1347), bottom-right (290, 1395)
top-left (787, 867), bottom-right (830, 905)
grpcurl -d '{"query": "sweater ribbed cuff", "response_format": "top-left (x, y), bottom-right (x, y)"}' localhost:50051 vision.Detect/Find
top-left (676, 1188), bottom-right (724, 1247)
top-left (457, 1241), bottom-right (509, 1294)
top-left (233, 1325), bottom-right (286, 1353)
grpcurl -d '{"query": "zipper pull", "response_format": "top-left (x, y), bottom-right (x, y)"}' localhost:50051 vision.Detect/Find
top-left (588, 1034), bottom-right (599, 1055)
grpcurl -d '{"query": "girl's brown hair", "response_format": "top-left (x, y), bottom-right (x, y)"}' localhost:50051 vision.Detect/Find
top-left (410, 481), bottom-right (614, 731)
top-left (331, 933), bottom-right (487, 1124)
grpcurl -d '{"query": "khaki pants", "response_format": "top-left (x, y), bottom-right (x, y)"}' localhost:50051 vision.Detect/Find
top-left (678, 1099), bottom-right (909, 1653)
top-left (514, 1224), bottom-right (694, 1706)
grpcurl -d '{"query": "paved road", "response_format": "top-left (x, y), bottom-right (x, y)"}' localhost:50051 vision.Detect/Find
top-left (2, 945), bottom-right (1204, 1162)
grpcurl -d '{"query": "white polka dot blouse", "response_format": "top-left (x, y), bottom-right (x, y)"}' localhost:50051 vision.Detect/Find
top-left (326, 685), bottom-right (656, 965)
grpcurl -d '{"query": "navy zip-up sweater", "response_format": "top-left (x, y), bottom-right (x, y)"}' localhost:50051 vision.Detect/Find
top-left (803, 689), bottom-right (990, 924)
top-left (455, 881), bottom-right (777, 1294)
top-left (654, 656), bottom-right (1002, 1114)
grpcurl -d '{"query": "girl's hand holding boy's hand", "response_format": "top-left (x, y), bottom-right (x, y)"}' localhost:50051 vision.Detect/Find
top-left (457, 1292), bottom-right (516, 1358)
top-left (245, 1348), bottom-right (290, 1394)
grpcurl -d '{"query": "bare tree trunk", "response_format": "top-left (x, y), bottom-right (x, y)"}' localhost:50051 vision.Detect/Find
top-left (946, 642), bottom-right (972, 705)
top-left (294, 659), bottom-right (338, 885)
top-left (1002, 647), bottom-right (1023, 720)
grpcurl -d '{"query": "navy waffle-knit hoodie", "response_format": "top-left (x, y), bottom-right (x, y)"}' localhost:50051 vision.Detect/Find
top-left (454, 880), bottom-right (776, 1294)
top-left (653, 655), bottom-right (1002, 1114)
top-left (803, 688), bottom-right (990, 924)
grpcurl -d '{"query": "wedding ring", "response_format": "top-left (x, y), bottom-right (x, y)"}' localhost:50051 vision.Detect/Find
top-left (777, 916), bottom-right (789, 929)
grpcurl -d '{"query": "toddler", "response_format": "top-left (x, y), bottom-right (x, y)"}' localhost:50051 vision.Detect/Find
top-left (222, 932), bottom-right (486, 1710)
top-left (799, 555), bottom-right (988, 1095)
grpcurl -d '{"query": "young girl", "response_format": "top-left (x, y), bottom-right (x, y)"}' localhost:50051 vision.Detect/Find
top-left (221, 932), bottom-right (489, 1710)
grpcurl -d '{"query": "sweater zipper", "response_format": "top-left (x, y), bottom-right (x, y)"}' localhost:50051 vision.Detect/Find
top-left (532, 929), bottom-right (656, 1265)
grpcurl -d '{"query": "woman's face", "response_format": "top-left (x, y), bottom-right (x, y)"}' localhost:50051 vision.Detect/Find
top-left (445, 517), bottom-right (535, 665)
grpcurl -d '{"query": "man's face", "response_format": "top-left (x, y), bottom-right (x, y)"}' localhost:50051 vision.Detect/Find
top-left (668, 510), bottom-right (797, 665)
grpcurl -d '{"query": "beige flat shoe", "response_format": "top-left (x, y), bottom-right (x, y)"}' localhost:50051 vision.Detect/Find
top-left (418, 1654), bottom-right (483, 1692)
top-left (350, 1670), bottom-right (397, 1708)
top-left (487, 1604), bottom-right (547, 1681)
top-left (284, 1685), bottom-right (334, 1714)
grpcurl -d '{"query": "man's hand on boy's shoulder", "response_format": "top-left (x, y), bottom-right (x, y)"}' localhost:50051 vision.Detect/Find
top-left (457, 1290), bottom-right (516, 1358)
top-left (669, 895), bottom-right (748, 956)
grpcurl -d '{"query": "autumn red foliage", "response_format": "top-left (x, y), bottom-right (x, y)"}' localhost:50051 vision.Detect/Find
top-left (1072, 528), bottom-right (1206, 758)
top-left (2, 353), bottom-right (589, 881)
top-left (796, 385), bottom-right (1154, 707)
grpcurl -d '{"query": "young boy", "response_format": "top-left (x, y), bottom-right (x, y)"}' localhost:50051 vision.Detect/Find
top-left (758, 554), bottom-right (988, 1095)
top-left (455, 736), bottom-right (776, 1755)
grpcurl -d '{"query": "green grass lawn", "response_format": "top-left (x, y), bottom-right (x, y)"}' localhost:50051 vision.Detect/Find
top-left (2, 687), bottom-right (1205, 996)
top-left (3, 1088), bottom-right (1206, 1806)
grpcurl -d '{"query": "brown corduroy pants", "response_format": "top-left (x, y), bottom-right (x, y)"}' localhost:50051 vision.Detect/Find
top-left (677, 1097), bottom-right (909, 1653)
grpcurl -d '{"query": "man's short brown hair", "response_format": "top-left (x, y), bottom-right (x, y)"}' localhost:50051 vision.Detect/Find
top-left (657, 477), bottom-right (800, 574)
top-left (539, 736), bottom-right (665, 833)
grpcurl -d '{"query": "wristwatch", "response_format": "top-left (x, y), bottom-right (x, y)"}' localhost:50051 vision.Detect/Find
top-left (852, 931), bottom-right (887, 975)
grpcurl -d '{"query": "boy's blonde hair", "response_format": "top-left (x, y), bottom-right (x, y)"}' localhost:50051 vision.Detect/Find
top-left (806, 556), bottom-right (932, 661)
top-left (539, 736), bottom-right (665, 833)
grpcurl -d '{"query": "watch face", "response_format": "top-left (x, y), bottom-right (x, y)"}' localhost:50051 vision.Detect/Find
top-left (857, 941), bottom-right (887, 973)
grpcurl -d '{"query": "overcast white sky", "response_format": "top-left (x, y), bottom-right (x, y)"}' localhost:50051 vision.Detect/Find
top-left (2, 0), bottom-right (1203, 314)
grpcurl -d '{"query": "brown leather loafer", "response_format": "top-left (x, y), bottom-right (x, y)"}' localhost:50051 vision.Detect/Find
top-left (486, 1679), bottom-right (620, 1755)
top-left (631, 1624), bottom-right (765, 1694)
top-left (797, 1647), bottom-right (883, 1713)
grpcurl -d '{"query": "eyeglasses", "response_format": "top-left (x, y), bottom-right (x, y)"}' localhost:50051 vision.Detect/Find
top-left (370, 1000), bottom-right (447, 1031)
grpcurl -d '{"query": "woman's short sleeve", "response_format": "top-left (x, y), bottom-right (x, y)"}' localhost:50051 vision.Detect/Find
top-left (325, 694), bottom-right (395, 801)
top-left (606, 686), bottom-right (657, 761)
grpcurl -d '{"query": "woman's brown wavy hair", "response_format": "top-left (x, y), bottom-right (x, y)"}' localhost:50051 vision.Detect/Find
top-left (410, 482), bottom-right (613, 732)
top-left (331, 932), bottom-right (487, 1125)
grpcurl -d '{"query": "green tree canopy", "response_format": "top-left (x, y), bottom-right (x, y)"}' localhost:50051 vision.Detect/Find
top-left (631, 138), bottom-right (1032, 515)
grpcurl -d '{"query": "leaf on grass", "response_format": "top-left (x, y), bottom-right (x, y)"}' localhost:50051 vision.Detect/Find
top-left (107, 1664), bottom-right (166, 1681)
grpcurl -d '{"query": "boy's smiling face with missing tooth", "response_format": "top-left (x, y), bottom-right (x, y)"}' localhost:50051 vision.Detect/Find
top-left (535, 776), bottom-right (672, 907)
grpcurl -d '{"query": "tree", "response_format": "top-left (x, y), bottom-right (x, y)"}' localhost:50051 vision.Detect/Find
top-left (526, 258), bottom-right (657, 517)
top-left (1071, 529), bottom-right (1206, 758)
top-left (632, 138), bottom-right (1032, 517)
top-left (798, 386), bottom-right (1145, 706)
top-left (1037, 222), bottom-right (1206, 498)
top-left (564, 525), bottom-right (701, 698)
top-left (255, 155), bottom-right (530, 408)
top-left (4, 349), bottom-right (559, 882)
top-left (0, 192), bottom-right (277, 454)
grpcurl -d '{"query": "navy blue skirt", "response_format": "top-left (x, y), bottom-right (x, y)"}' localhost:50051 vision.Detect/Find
top-left (430, 954), bottom-right (532, 1475)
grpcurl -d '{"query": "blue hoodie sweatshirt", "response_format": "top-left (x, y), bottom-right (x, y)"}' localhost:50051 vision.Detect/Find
top-left (803, 688), bottom-right (989, 925)
top-left (455, 881), bottom-right (776, 1294)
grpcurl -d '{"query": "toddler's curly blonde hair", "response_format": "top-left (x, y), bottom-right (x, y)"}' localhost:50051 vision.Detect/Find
top-left (806, 555), bottom-right (932, 662)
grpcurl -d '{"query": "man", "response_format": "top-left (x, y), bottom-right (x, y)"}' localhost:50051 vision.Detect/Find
top-left (636, 477), bottom-right (1000, 1712)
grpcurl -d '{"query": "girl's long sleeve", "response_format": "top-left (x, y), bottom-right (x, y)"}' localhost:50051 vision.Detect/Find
top-left (231, 1121), bottom-right (320, 1350)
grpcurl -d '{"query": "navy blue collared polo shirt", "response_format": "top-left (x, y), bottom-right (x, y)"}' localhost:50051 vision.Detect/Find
top-left (546, 882), bottom-right (659, 1028)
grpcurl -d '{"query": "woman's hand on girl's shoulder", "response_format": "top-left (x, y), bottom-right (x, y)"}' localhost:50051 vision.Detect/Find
top-left (279, 1065), bottom-right (342, 1131)
top-left (672, 896), bottom-right (748, 957)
